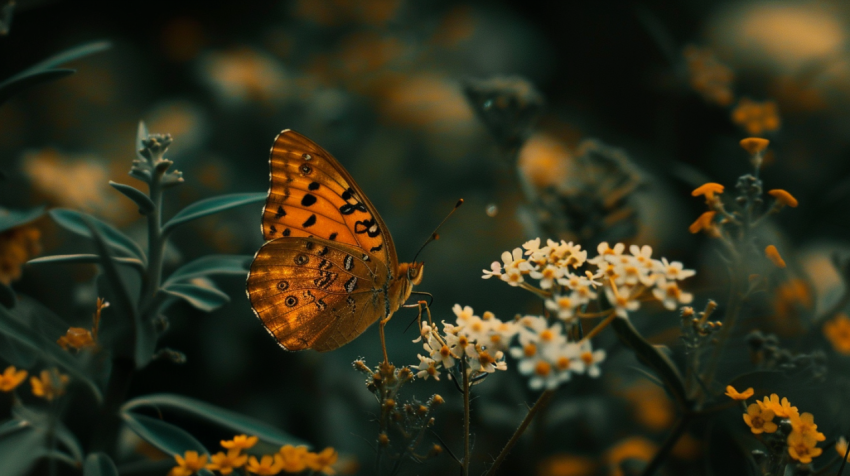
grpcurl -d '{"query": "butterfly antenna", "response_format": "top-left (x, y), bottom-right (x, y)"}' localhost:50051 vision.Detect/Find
top-left (412, 199), bottom-right (463, 263)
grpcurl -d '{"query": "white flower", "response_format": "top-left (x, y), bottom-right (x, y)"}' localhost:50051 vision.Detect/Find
top-left (453, 304), bottom-right (475, 323)
top-left (652, 277), bottom-right (693, 310)
top-left (657, 257), bottom-right (696, 281)
top-left (629, 244), bottom-right (654, 270)
top-left (461, 314), bottom-right (491, 343)
top-left (446, 332), bottom-right (475, 360)
top-left (415, 354), bottom-right (440, 380)
top-left (485, 319), bottom-right (519, 352)
top-left (501, 247), bottom-right (528, 271)
top-left (530, 264), bottom-right (564, 289)
top-left (605, 286), bottom-right (640, 318)
top-left (412, 321), bottom-right (433, 343)
top-left (500, 266), bottom-right (525, 286)
top-left (545, 293), bottom-right (577, 321)
top-left (424, 334), bottom-right (456, 368)
top-left (522, 238), bottom-right (542, 254)
top-left (528, 359), bottom-right (560, 390)
top-left (588, 242), bottom-right (625, 266)
top-left (577, 341), bottom-right (606, 378)
top-left (546, 341), bottom-right (584, 382)
top-left (482, 261), bottom-right (502, 279)
top-left (558, 273), bottom-right (599, 303)
top-left (475, 348), bottom-right (507, 373)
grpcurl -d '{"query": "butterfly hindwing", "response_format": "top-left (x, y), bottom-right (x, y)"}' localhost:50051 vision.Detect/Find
top-left (262, 130), bottom-right (398, 272)
top-left (247, 236), bottom-right (390, 351)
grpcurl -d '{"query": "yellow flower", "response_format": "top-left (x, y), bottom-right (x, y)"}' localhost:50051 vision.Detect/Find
top-left (757, 394), bottom-right (798, 419)
top-left (790, 413), bottom-right (826, 443)
top-left (768, 189), bottom-right (798, 208)
top-left (0, 366), bottom-right (27, 392)
top-left (278, 445), bottom-right (309, 472)
top-left (0, 223), bottom-right (41, 285)
top-left (246, 454), bottom-right (284, 475)
top-left (824, 314), bottom-right (850, 355)
top-left (787, 431), bottom-right (822, 464)
top-left (206, 449), bottom-right (247, 475)
top-left (836, 437), bottom-right (850, 462)
top-left (724, 385), bottom-right (753, 401)
top-left (169, 451), bottom-right (209, 476)
top-left (305, 447), bottom-right (339, 475)
top-left (30, 369), bottom-right (69, 401)
top-left (689, 211), bottom-right (717, 234)
top-left (765, 245), bottom-right (786, 269)
top-left (221, 434), bottom-right (258, 450)
top-left (743, 403), bottom-right (777, 434)
top-left (739, 137), bottom-right (770, 155)
top-left (691, 183), bottom-right (725, 201)
top-left (731, 98), bottom-right (781, 135)
top-left (57, 327), bottom-right (96, 350)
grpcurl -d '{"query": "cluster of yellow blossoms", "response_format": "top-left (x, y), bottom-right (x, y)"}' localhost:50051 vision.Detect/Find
top-left (731, 98), bottom-right (781, 136)
top-left (726, 386), bottom-right (824, 464)
top-left (168, 435), bottom-right (338, 476)
top-left (0, 365), bottom-right (70, 401)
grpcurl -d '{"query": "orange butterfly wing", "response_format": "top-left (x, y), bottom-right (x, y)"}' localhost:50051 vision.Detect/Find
top-left (247, 130), bottom-right (401, 351)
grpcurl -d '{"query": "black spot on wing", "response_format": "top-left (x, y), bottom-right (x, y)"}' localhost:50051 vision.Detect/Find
top-left (303, 214), bottom-right (317, 228)
top-left (345, 276), bottom-right (358, 292)
top-left (270, 225), bottom-right (277, 235)
top-left (275, 206), bottom-right (286, 219)
top-left (283, 228), bottom-right (291, 236)
top-left (329, 232), bottom-right (337, 241)
top-left (301, 194), bottom-right (317, 207)
top-left (308, 181), bottom-right (320, 191)
top-left (370, 243), bottom-right (383, 253)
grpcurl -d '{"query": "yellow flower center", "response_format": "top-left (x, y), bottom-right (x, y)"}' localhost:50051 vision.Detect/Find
top-left (540, 330), bottom-right (554, 342)
top-left (556, 357), bottom-right (571, 370)
top-left (523, 343), bottom-right (537, 357)
top-left (534, 361), bottom-right (551, 376)
top-left (581, 351), bottom-right (593, 365)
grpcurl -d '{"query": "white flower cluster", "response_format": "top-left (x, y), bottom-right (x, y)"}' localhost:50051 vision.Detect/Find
top-left (483, 239), bottom-right (696, 319)
top-left (413, 305), bottom-right (514, 381)
top-left (510, 315), bottom-right (606, 390)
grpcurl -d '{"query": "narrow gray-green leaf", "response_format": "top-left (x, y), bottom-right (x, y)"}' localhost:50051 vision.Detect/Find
top-left (84, 452), bottom-right (118, 476)
top-left (0, 305), bottom-right (102, 402)
top-left (0, 423), bottom-right (46, 476)
top-left (0, 283), bottom-right (15, 309)
top-left (123, 393), bottom-right (309, 447)
top-left (0, 69), bottom-right (75, 106)
top-left (121, 413), bottom-right (207, 457)
top-left (50, 209), bottom-right (146, 262)
top-left (6, 41), bottom-right (111, 81)
top-left (164, 255), bottom-right (251, 286)
top-left (0, 206), bottom-right (45, 233)
top-left (162, 193), bottom-right (266, 235)
top-left (28, 254), bottom-right (145, 274)
top-left (0, 419), bottom-right (28, 438)
top-left (136, 121), bottom-right (149, 162)
top-left (611, 317), bottom-right (690, 410)
top-left (54, 421), bottom-right (83, 462)
top-left (109, 181), bottom-right (154, 214)
top-left (161, 283), bottom-right (230, 312)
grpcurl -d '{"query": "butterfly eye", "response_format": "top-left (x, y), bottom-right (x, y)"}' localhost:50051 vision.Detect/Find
top-left (408, 267), bottom-right (418, 278)
top-left (285, 296), bottom-right (298, 307)
top-left (277, 281), bottom-right (289, 291)
top-left (300, 164), bottom-right (312, 175)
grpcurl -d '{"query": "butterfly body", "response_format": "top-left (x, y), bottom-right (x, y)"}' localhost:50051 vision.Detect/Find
top-left (246, 130), bottom-right (423, 352)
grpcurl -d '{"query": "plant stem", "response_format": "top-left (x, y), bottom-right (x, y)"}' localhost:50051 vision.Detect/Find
top-left (581, 312), bottom-right (616, 342)
top-left (639, 414), bottom-right (691, 476)
top-left (90, 357), bottom-right (135, 455)
top-left (485, 389), bottom-right (555, 476)
top-left (143, 178), bottom-right (164, 304)
top-left (462, 357), bottom-right (470, 476)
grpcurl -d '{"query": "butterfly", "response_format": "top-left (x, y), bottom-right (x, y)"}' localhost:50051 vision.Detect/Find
top-left (246, 130), bottom-right (424, 353)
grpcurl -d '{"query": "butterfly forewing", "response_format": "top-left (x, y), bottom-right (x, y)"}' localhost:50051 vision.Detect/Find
top-left (262, 130), bottom-right (398, 272)
top-left (247, 237), bottom-right (390, 351)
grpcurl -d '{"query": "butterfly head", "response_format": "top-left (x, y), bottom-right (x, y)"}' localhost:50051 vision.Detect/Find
top-left (401, 261), bottom-right (425, 286)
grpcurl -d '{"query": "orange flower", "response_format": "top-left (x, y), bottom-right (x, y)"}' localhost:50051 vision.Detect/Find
top-left (246, 454), bottom-right (284, 475)
top-left (305, 447), bottom-right (339, 474)
top-left (739, 138), bottom-right (770, 155)
top-left (689, 211), bottom-right (717, 234)
top-left (731, 99), bottom-right (780, 135)
top-left (206, 449), bottom-right (247, 475)
top-left (757, 394), bottom-right (798, 419)
top-left (278, 445), bottom-right (309, 473)
top-left (836, 437), bottom-right (850, 462)
top-left (765, 245), bottom-right (786, 269)
top-left (691, 183), bottom-right (725, 201)
top-left (169, 451), bottom-right (209, 476)
top-left (787, 431), bottom-right (822, 464)
top-left (0, 366), bottom-right (27, 392)
top-left (768, 189), bottom-right (798, 208)
top-left (743, 403), bottom-right (777, 434)
top-left (790, 412), bottom-right (826, 443)
top-left (824, 314), bottom-right (850, 354)
top-left (221, 434), bottom-right (258, 450)
top-left (57, 327), bottom-right (96, 350)
top-left (725, 385), bottom-right (753, 401)
top-left (30, 369), bottom-right (69, 401)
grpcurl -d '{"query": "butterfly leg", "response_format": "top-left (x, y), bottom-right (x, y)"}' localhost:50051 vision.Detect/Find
top-left (379, 316), bottom-right (391, 365)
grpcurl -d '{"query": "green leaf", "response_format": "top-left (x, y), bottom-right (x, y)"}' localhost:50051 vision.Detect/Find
top-left (161, 283), bottom-right (230, 312)
top-left (83, 217), bottom-right (154, 369)
top-left (122, 393), bottom-right (310, 448)
top-left (0, 419), bottom-right (28, 438)
top-left (0, 424), bottom-right (46, 476)
top-left (109, 181), bottom-right (154, 215)
top-left (83, 452), bottom-right (118, 476)
top-left (0, 305), bottom-right (102, 402)
top-left (0, 283), bottom-right (15, 309)
top-left (121, 413), bottom-right (208, 457)
top-left (28, 254), bottom-right (145, 274)
top-left (162, 193), bottom-right (266, 236)
top-left (164, 255), bottom-right (251, 286)
top-left (0, 69), bottom-right (74, 107)
top-left (49, 209), bottom-right (146, 263)
top-left (0, 206), bottom-right (45, 233)
top-left (136, 121), bottom-right (149, 162)
top-left (54, 421), bottom-right (83, 462)
top-left (611, 317), bottom-right (691, 410)
top-left (7, 41), bottom-right (111, 80)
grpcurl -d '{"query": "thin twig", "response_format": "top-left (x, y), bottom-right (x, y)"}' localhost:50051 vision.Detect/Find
top-left (462, 357), bottom-right (471, 476)
top-left (485, 389), bottom-right (555, 476)
top-left (639, 415), bottom-right (691, 476)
